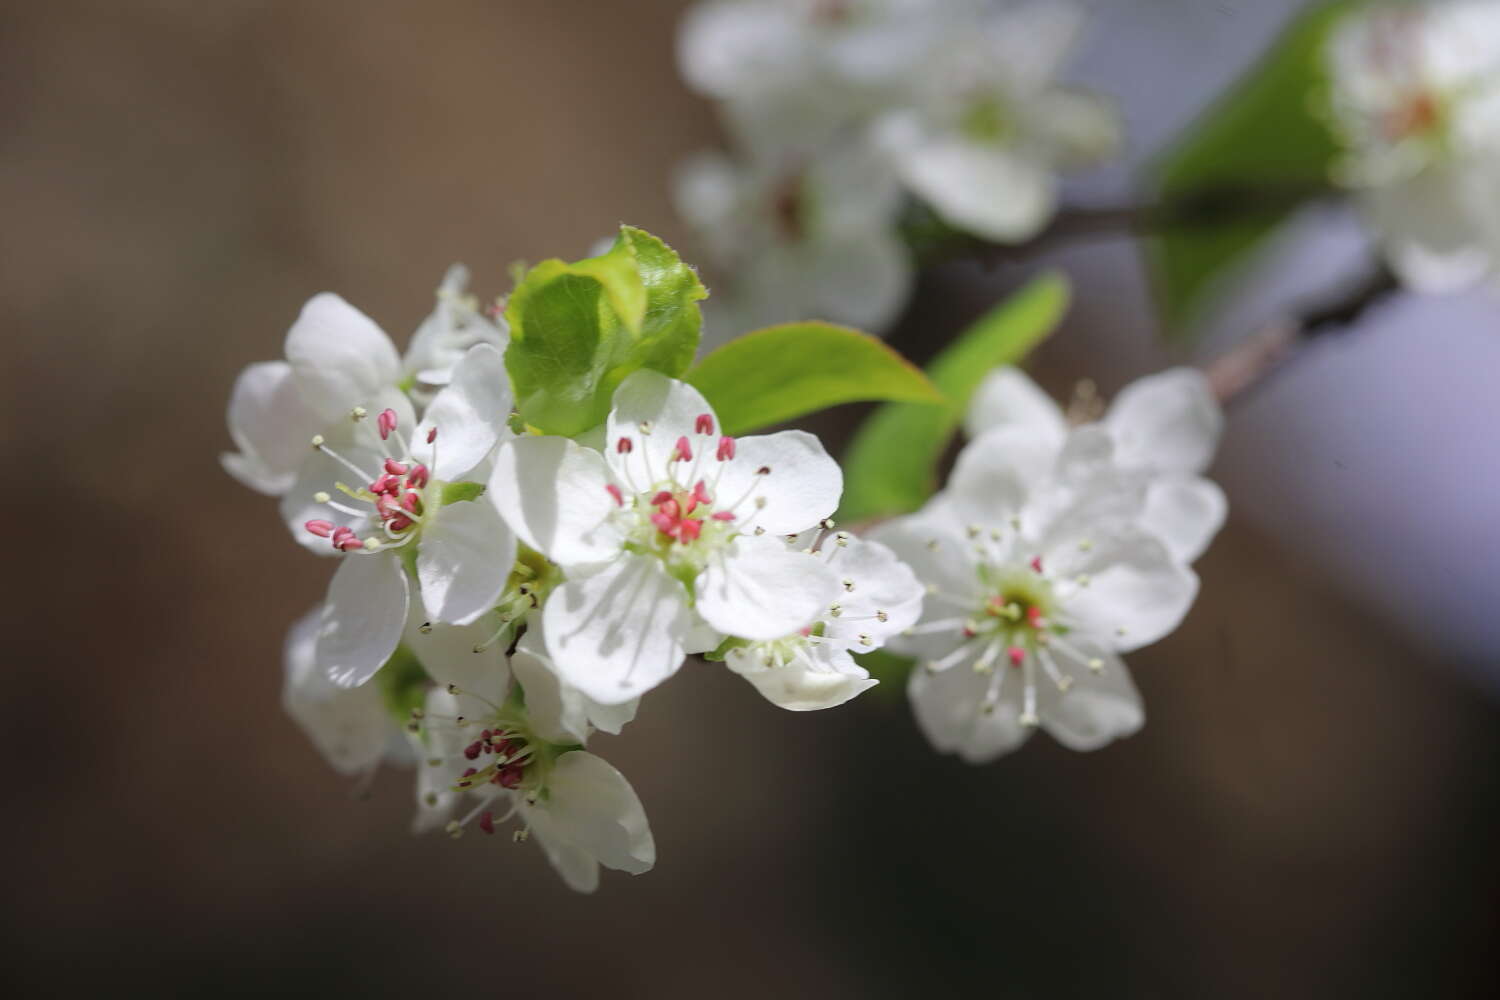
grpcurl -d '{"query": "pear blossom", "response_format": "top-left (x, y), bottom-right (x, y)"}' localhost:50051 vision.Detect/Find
top-left (678, 0), bottom-right (976, 156)
top-left (283, 343), bottom-right (517, 688)
top-left (722, 529), bottom-right (923, 710)
top-left (1327, 1), bottom-right (1500, 291)
top-left (675, 139), bottom-right (912, 335)
top-left (222, 267), bottom-right (507, 494)
top-left (412, 629), bottom-right (654, 894)
top-left (965, 366), bottom-right (1226, 562)
top-left (873, 424), bottom-right (1199, 761)
top-left (489, 370), bottom-right (845, 705)
top-left (874, 1), bottom-right (1119, 243)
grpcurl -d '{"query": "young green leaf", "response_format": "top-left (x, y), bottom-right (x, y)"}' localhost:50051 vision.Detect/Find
top-left (1147, 0), bottom-right (1354, 336)
top-left (685, 322), bottom-right (943, 435)
top-left (504, 226), bottom-right (705, 436)
top-left (837, 273), bottom-right (1069, 522)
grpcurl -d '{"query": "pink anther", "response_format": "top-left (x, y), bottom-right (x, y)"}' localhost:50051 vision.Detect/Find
top-left (304, 519), bottom-right (335, 538)
top-left (377, 408), bottom-right (398, 440)
top-left (695, 413), bottom-right (715, 435)
top-left (672, 436), bottom-right (693, 462)
top-left (716, 436), bottom-right (735, 461)
top-left (605, 483), bottom-right (624, 507)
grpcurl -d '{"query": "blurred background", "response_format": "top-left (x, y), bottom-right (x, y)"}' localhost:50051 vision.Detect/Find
top-left (4, 1), bottom-right (1496, 996)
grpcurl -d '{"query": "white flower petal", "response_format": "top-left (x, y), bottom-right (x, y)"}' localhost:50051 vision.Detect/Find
top-left (515, 627), bottom-right (638, 741)
top-left (1103, 367), bottom-right (1222, 474)
top-left (1367, 165), bottom-right (1495, 293)
top-left (282, 609), bottom-right (391, 775)
top-left (221, 361), bottom-right (321, 496)
top-left (1140, 476), bottom-right (1227, 563)
top-left (413, 343), bottom-right (512, 480)
top-left (415, 497), bottom-right (515, 626)
top-left (1059, 528), bottom-right (1198, 653)
top-left (527, 810), bottom-right (602, 894)
top-left (946, 425), bottom-right (1062, 528)
top-left (962, 366), bottom-right (1068, 444)
top-left (317, 553), bottom-right (410, 689)
top-left (892, 138), bottom-right (1056, 243)
top-left (908, 658), bottom-right (1032, 763)
top-left (488, 437), bottom-right (622, 568)
top-left (1037, 643), bottom-right (1144, 751)
top-left (710, 430), bottom-right (843, 536)
top-left (726, 644), bottom-right (876, 712)
top-left (819, 535), bottom-right (925, 646)
top-left (284, 293), bottom-right (402, 423)
top-left (605, 370), bottom-right (717, 485)
top-left (399, 603), bottom-right (508, 704)
top-left (541, 554), bottom-right (693, 704)
top-left (676, 0), bottom-right (802, 98)
top-left (696, 537), bottom-right (841, 641)
top-left (802, 227), bottom-right (914, 333)
top-left (537, 750), bottom-right (655, 876)
top-left (412, 687), bottom-right (464, 834)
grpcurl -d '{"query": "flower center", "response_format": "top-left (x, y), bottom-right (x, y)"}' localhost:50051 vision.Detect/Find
top-left (303, 407), bottom-right (438, 554)
top-left (607, 413), bottom-right (774, 579)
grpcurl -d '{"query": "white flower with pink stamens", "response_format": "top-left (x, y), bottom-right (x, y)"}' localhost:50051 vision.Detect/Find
top-left (283, 343), bottom-right (518, 689)
top-left (222, 267), bottom-right (506, 495)
top-left (722, 529), bottom-right (923, 711)
top-left (412, 631), bottom-right (654, 894)
top-left (872, 424), bottom-right (1199, 761)
top-left (489, 370), bottom-right (845, 705)
top-left (965, 366), bottom-right (1226, 563)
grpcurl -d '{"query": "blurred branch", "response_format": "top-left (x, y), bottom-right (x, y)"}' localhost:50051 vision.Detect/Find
top-left (1203, 266), bottom-right (1401, 405)
top-left (923, 182), bottom-right (1336, 267)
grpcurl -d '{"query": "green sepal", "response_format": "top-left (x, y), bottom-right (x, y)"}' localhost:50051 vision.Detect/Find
top-left (703, 636), bottom-right (749, 662)
top-left (685, 321), bottom-right (944, 435)
top-left (838, 273), bottom-right (1069, 522)
top-left (438, 480), bottom-right (486, 506)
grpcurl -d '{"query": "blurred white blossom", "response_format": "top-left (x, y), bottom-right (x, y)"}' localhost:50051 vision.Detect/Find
top-left (873, 365), bottom-right (1226, 762)
top-left (1328, 0), bottom-right (1500, 291)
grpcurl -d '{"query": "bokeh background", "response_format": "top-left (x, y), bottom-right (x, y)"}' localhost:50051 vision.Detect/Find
top-left (5, 1), bottom-right (1497, 996)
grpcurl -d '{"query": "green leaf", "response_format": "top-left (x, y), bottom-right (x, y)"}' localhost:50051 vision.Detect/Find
top-left (837, 273), bottom-right (1069, 522)
top-left (504, 226), bottom-right (705, 436)
top-left (438, 481), bottom-right (486, 506)
top-left (1147, 1), bottom-right (1354, 336)
top-left (685, 322), bottom-right (943, 435)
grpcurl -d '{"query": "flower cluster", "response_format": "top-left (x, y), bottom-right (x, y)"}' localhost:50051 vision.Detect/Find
top-left (873, 367), bottom-right (1225, 761)
top-left (1326, 0), bottom-right (1500, 292)
top-left (675, 0), bottom-right (1119, 334)
top-left (228, 259), bottom-right (927, 891)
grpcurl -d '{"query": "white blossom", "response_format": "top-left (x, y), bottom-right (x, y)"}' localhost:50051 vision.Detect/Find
top-left (873, 1), bottom-right (1119, 243)
top-left (873, 423), bottom-right (1199, 761)
top-left (412, 631), bottom-right (654, 894)
top-left (282, 344), bottom-right (517, 689)
top-left (1327, 1), bottom-right (1500, 291)
top-left (674, 139), bottom-right (912, 336)
top-left (965, 366), bottom-right (1226, 562)
top-left (723, 529), bottom-right (924, 710)
top-left (222, 267), bottom-right (507, 495)
top-left (489, 370), bottom-right (845, 705)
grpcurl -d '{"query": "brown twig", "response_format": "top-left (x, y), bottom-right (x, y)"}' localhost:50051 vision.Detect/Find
top-left (1203, 266), bottom-right (1401, 405)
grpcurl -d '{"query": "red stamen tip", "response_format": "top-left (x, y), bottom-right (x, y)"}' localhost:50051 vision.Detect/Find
top-left (716, 436), bottom-right (735, 461)
top-left (695, 413), bottom-right (715, 435)
top-left (478, 811), bottom-right (495, 835)
top-left (1029, 556), bottom-right (1044, 574)
top-left (426, 427), bottom-right (437, 444)
top-left (672, 436), bottom-right (693, 462)
top-left (304, 519), bottom-right (334, 538)
top-left (377, 408), bottom-right (398, 440)
top-left (605, 483), bottom-right (624, 507)
top-left (384, 459), bottom-right (408, 476)
top-left (616, 436), bottom-right (633, 454)
top-left (1007, 647), bottom-right (1025, 668)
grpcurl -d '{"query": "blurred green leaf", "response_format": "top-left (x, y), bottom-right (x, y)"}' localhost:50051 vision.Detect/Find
top-left (376, 644), bottom-right (429, 723)
top-left (686, 322), bottom-right (943, 436)
top-left (504, 226), bottom-right (704, 436)
top-left (838, 273), bottom-right (1069, 522)
top-left (1147, 0), bottom-right (1352, 336)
